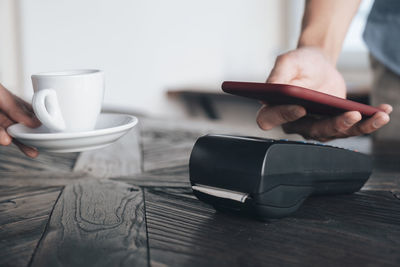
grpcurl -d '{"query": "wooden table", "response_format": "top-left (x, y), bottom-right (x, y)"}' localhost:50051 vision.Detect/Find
top-left (1, 117), bottom-right (400, 267)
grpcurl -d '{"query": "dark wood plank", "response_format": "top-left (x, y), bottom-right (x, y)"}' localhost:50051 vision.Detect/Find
top-left (364, 171), bottom-right (400, 193)
top-left (0, 143), bottom-right (78, 172)
top-left (0, 216), bottom-right (55, 267)
top-left (0, 186), bottom-right (61, 227)
top-left (0, 186), bottom-right (62, 267)
top-left (31, 179), bottom-right (148, 267)
top-left (144, 187), bottom-right (400, 267)
top-left (139, 117), bottom-right (263, 172)
top-left (0, 172), bottom-right (89, 187)
top-left (2, 117), bottom-right (399, 267)
top-left (73, 127), bottom-right (142, 178)
top-left (140, 126), bottom-right (200, 172)
top-left (0, 184), bottom-right (60, 202)
top-left (114, 165), bottom-right (190, 187)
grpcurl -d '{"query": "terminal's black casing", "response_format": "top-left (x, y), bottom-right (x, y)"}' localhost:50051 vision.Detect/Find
top-left (189, 134), bottom-right (372, 219)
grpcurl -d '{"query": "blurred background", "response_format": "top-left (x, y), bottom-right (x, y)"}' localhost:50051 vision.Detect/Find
top-left (0, 0), bottom-right (374, 137)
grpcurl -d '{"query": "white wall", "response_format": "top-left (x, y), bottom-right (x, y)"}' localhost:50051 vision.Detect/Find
top-left (16, 0), bottom-right (284, 117)
top-left (0, 0), bottom-right (22, 94)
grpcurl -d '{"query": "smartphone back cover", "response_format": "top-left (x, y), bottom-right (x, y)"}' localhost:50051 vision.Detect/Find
top-left (222, 81), bottom-right (382, 117)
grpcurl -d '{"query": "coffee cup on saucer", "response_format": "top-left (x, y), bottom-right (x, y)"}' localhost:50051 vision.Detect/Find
top-left (31, 69), bottom-right (104, 133)
top-left (7, 69), bottom-right (138, 153)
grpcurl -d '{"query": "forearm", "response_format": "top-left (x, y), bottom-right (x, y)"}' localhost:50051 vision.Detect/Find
top-left (298, 0), bottom-right (361, 64)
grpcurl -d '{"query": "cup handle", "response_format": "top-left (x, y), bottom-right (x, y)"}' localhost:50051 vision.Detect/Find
top-left (32, 89), bottom-right (66, 132)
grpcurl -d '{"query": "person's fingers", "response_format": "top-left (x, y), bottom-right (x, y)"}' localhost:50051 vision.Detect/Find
top-left (0, 126), bottom-right (12, 146)
top-left (0, 88), bottom-right (41, 128)
top-left (0, 112), bottom-right (14, 128)
top-left (13, 98), bottom-right (41, 128)
top-left (310, 111), bottom-right (362, 140)
top-left (257, 104), bottom-right (306, 130)
top-left (18, 97), bottom-right (35, 113)
top-left (348, 111), bottom-right (390, 136)
top-left (12, 139), bottom-right (39, 158)
top-left (283, 111), bottom-right (362, 141)
top-left (10, 106), bottom-right (40, 128)
top-left (0, 112), bottom-right (40, 158)
top-left (283, 110), bottom-right (390, 141)
top-left (377, 103), bottom-right (393, 114)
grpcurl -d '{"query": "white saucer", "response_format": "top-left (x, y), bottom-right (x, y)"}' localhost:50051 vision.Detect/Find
top-left (7, 113), bottom-right (138, 153)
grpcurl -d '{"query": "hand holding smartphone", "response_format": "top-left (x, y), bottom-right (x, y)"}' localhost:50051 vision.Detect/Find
top-left (222, 81), bottom-right (383, 117)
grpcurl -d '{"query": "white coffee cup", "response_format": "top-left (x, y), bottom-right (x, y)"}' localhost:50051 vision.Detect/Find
top-left (31, 69), bottom-right (104, 133)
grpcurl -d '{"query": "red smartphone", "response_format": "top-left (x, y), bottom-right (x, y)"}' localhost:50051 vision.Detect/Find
top-left (222, 81), bottom-right (382, 117)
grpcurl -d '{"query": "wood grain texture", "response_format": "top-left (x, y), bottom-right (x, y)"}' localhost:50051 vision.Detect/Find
top-left (114, 165), bottom-right (190, 187)
top-left (0, 184), bottom-right (60, 203)
top-left (73, 127), bottom-right (142, 178)
top-left (0, 172), bottom-right (89, 187)
top-left (139, 117), bottom-right (258, 172)
top-left (30, 179), bottom-right (148, 267)
top-left (2, 117), bottom-right (400, 267)
top-left (140, 126), bottom-right (200, 172)
top-left (364, 171), bottom-right (400, 193)
top-left (0, 187), bottom-right (61, 225)
top-left (145, 187), bottom-right (400, 267)
top-left (0, 144), bottom-right (78, 172)
top-left (0, 186), bottom-right (62, 267)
